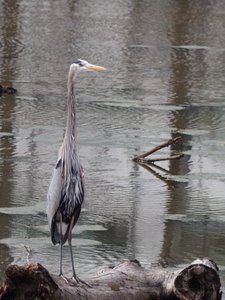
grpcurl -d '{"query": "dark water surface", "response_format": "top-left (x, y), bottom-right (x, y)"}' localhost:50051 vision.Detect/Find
top-left (1, 0), bottom-right (225, 290)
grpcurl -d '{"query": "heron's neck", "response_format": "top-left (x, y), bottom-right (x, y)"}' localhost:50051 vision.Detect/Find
top-left (64, 69), bottom-right (78, 148)
top-left (60, 66), bottom-right (80, 177)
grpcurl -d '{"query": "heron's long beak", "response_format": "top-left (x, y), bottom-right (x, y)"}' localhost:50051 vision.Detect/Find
top-left (86, 64), bottom-right (106, 71)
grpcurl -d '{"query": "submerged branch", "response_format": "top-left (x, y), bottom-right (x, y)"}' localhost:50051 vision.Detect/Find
top-left (145, 153), bottom-right (184, 163)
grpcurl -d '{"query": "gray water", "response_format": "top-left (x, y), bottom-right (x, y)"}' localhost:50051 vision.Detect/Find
top-left (1, 0), bottom-right (225, 291)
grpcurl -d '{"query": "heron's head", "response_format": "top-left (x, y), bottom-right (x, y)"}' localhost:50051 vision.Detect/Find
top-left (72, 59), bottom-right (106, 72)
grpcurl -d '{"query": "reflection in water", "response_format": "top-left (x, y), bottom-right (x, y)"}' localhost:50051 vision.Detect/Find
top-left (0, 0), bottom-right (225, 290)
top-left (0, 0), bottom-right (19, 265)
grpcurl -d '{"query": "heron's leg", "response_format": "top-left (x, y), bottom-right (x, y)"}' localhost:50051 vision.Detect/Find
top-left (67, 216), bottom-right (91, 287)
top-left (59, 212), bottom-right (69, 284)
top-left (67, 216), bottom-right (77, 280)
top-left (59, 212), bottom-right (63, 276)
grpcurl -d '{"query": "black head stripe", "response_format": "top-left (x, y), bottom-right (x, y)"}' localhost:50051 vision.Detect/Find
top-left (73, 59), bottom-right (84, 67)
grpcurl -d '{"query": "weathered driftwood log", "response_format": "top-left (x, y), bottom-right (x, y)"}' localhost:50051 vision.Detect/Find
top-left (0, 258), bottom-right (222, 300)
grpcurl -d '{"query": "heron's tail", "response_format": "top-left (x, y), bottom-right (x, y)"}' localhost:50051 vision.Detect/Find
top-left (51, 219), bottom-right (60, 245)
top-left (51, 218), bottom-right (70, 245)
top-left (51, 207), bottom-right (81, 245)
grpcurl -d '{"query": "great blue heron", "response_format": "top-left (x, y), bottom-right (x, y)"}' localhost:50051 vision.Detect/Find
top-left (47, 59), bottom-right (106, 281)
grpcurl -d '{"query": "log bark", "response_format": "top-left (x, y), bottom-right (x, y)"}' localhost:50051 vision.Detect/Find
top-left (0, 258), bottom-right (222, 300)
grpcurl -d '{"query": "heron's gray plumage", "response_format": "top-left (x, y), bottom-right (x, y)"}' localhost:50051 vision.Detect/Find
top-left (46, 59), bottom-right (106, 279)
top-left (47, 64), bottom-right (84, 246)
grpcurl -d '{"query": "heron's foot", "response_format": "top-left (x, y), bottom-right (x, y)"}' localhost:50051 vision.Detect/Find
top-left (59, 273), bottom-right (69, 284)
top-left (71, 275), bottom-right (92, 288)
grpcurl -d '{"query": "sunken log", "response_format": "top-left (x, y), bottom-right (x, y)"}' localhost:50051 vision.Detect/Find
top-left (0, 85), bottom-right (17, 95)
top-left (0, 258), bottom-right (222, 300)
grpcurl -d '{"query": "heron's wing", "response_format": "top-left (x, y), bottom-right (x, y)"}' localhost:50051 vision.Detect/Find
top-left (47, 156), bottom-right (84, 245)
top-left (46, 158), bottom-right (63, 229)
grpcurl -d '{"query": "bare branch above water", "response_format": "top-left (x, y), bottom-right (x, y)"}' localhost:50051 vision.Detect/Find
top-left (133, 136), bottom-right (183, 164)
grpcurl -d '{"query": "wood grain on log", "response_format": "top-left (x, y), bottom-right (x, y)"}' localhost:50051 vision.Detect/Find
top-left (0, 258), bottom-right (222, 300)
